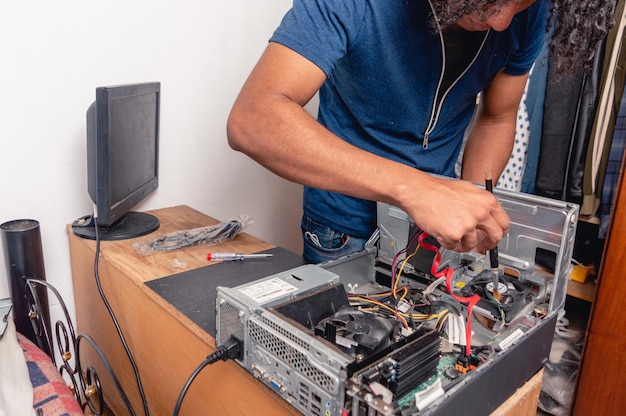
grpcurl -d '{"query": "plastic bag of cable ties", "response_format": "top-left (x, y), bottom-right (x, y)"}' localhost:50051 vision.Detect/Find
top-left (132, 215), bottom-right (253, 256)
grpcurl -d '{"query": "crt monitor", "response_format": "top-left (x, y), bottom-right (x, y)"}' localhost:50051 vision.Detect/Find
top-left (72, 82), bottom-right (161, 240)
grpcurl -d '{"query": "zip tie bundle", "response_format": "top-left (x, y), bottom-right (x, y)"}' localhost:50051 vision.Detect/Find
top-left (132, 215), bottom-right (253, 256)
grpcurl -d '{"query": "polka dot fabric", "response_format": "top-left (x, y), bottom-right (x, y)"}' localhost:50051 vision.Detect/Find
top-left (497, 74), bottom-right (531, 191)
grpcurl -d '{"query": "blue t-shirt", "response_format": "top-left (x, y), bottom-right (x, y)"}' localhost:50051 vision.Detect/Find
top-left (271, 0), bottom-right (549, 238)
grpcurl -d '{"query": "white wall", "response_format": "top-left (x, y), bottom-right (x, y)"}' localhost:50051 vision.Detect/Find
top-left (0, 1), bottom-right (304, 324)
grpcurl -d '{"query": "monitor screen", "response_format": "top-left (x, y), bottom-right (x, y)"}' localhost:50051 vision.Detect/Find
top-left (72, 82), bottom-right (161, 240)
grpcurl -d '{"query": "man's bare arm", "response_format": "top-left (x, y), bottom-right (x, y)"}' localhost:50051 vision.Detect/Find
top-left (461, 70), bottom-right (530, 184)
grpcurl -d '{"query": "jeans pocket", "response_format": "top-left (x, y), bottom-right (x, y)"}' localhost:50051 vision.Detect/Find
top-left (301, 216), bottom-right (367, 263)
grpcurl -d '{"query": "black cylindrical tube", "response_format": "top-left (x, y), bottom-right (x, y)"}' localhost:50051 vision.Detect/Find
top-left (1, 219), bottom-right (50, 349)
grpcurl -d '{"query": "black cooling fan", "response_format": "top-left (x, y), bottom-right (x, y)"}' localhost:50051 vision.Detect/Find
top-left (315, 308), bottom-right (401, 356)
top-left (460, 273), bottom-right (533, 323)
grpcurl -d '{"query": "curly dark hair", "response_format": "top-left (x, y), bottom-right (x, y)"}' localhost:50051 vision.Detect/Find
top-left (429, 0), bottom-right (617, 79)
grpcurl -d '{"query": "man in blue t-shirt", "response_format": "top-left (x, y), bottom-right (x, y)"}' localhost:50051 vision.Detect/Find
top-left (227, 0), bottom-right (612, 263)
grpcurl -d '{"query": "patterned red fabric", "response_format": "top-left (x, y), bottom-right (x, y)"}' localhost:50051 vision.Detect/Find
top-left (17, 333), bottom-right (83, 416)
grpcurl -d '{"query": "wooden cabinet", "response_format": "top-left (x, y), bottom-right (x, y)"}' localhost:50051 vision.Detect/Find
top-left (68, 205), bottom-right (297, 416)
top-left (571, 155), bottom-right (626, 415)
top-left (68, 205), bottom-right (544, 415)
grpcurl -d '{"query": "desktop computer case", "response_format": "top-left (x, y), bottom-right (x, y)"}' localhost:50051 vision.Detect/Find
top-left (216, 188), bottom-right (578, 415)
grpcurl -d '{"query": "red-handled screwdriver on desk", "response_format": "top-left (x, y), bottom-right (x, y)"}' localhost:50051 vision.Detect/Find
top-left (207, 252), bottom-right (274, 261)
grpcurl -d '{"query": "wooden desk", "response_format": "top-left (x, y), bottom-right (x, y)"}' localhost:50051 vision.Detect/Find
top-left (68, 205), bottom-right (542, 415)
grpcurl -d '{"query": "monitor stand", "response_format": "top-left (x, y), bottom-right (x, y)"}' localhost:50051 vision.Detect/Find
top-left (72, 212), bottom-right (160, 241)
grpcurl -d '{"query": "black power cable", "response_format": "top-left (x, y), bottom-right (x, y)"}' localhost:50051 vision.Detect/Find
top-left (172, 336), bottom-right (243, 416)
top-left (93, 216), bottom-right (150, 416)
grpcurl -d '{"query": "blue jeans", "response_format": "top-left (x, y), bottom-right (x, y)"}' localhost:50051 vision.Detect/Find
top-left (301, 216), bottom-right (368, 264)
